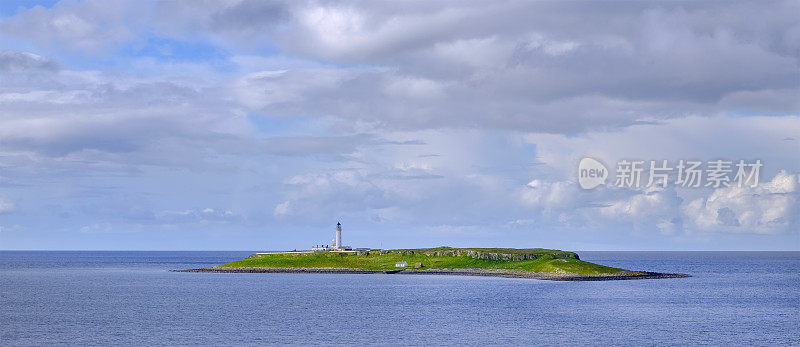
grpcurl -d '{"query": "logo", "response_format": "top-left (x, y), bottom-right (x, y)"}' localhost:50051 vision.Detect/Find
top-left (576, 157), bottom-right (763, 189)
top-left (578, 157), bottom-right (608, 189)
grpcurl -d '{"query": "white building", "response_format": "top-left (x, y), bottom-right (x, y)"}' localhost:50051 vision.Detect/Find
top-left (395, 261), bottom-right (408, 268)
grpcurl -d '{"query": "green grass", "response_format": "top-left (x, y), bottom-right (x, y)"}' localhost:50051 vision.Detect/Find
top-left (218, 247), bottom-right (629, 275)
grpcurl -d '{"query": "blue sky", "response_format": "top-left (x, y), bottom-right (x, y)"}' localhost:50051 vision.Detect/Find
top-left (0, 0), bottom-right (798, 250)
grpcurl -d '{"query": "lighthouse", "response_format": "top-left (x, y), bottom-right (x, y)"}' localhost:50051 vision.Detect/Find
top-left (335, 222), bottom-right (342, 250)
top-left (312, 222), bottom-right (352, 252)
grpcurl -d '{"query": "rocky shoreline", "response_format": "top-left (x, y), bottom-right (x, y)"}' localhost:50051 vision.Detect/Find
top-left (173, 267), bottom-right (690, 281)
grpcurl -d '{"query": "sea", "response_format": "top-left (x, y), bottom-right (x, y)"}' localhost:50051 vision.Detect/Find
top-left (1, 251), bottom-right (798, 346)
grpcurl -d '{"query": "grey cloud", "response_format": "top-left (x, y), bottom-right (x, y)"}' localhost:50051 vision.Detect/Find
top-left (262, 134), bottom-right (431, 158)
top-left (0, 51), bottom-right (58, 72)
top-left (208, 1), bottom-right (290, 33)
top-left (150, 0), bottom-right (290, 44)
top-left (227, 1), bottom-right (799, 132)
top-left (0, 104), bottom-right (242, 158)
top-left (4, 1), bottom-right (798, 133)
top-left (263, 134), bottom-right (374, 157)
top-left (382, 140), bottom-right (425, 145)
top-left (238, 68), bottom-right (653, 132)
top-left (369, 172), bottom-right (444, 181)
top-left (0, 56), bottom-right (250, 160)
top-left (716, 207), bottom-right (741, 227)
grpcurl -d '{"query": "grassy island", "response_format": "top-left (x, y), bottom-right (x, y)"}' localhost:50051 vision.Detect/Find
top-left (177, 247), bottom-right (689, 280)
top-left (218, 247), bottom-right (628, 275)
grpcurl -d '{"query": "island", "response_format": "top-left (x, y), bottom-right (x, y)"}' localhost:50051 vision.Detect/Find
top-left (177, 223), bottom-right (688, 280)
top-left (177, 246), bottom-right (689, 281)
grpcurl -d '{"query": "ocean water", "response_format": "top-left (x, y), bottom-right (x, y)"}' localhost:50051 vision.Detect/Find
top-left (1, 251), bottom-right (798, 346)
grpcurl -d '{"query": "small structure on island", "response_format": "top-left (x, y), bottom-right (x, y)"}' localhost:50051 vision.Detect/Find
top-left (395, 261), bottom-right (408, 268)
top-left (335, 222), bottom-right (342, 249)
top-left (312, 222), bottom-right (352, 252)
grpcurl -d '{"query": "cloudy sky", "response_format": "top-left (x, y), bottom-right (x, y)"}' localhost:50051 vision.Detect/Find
top-left (0, 0), bottom-right (798, 251)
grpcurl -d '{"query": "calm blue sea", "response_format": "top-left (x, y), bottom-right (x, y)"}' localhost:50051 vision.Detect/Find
top-left (1, 251), bottom-right (798, 346)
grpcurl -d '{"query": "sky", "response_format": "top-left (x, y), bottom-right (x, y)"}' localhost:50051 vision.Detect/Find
top-left (0, 0), bottom-right (798, 251)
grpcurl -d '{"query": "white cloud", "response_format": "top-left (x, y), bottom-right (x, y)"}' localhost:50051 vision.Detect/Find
top-left (80, 222), bottom-right (113, 234)
top-left (0, 1), bottom-right (142, 52)
top-left (0, 197), bottom-right (15, 214)
top-left (521, 179), bottom-right (581, 211)
top-left (382, 76), bottom-right (445, 100)
top-left (517, 114), bottom-right (800, 237)
top-left (518, 170), bottom-right (799, 236)
top-left (274, 170), bottom-right (393, 222)
top-left (156, 208), bottom-right (240, 225)
top-left (526, 115), bottom-right (800, 178)
top-left (684, 171), bottom-right (799, 234)
top-left (598, 187), bottom-right (683, 235)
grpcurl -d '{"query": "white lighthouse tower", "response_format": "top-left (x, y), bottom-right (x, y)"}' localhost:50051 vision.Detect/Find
top-left (335, 222), bottom-right (342, 250)
top-left (313, 222), bottom-right (351, 252)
